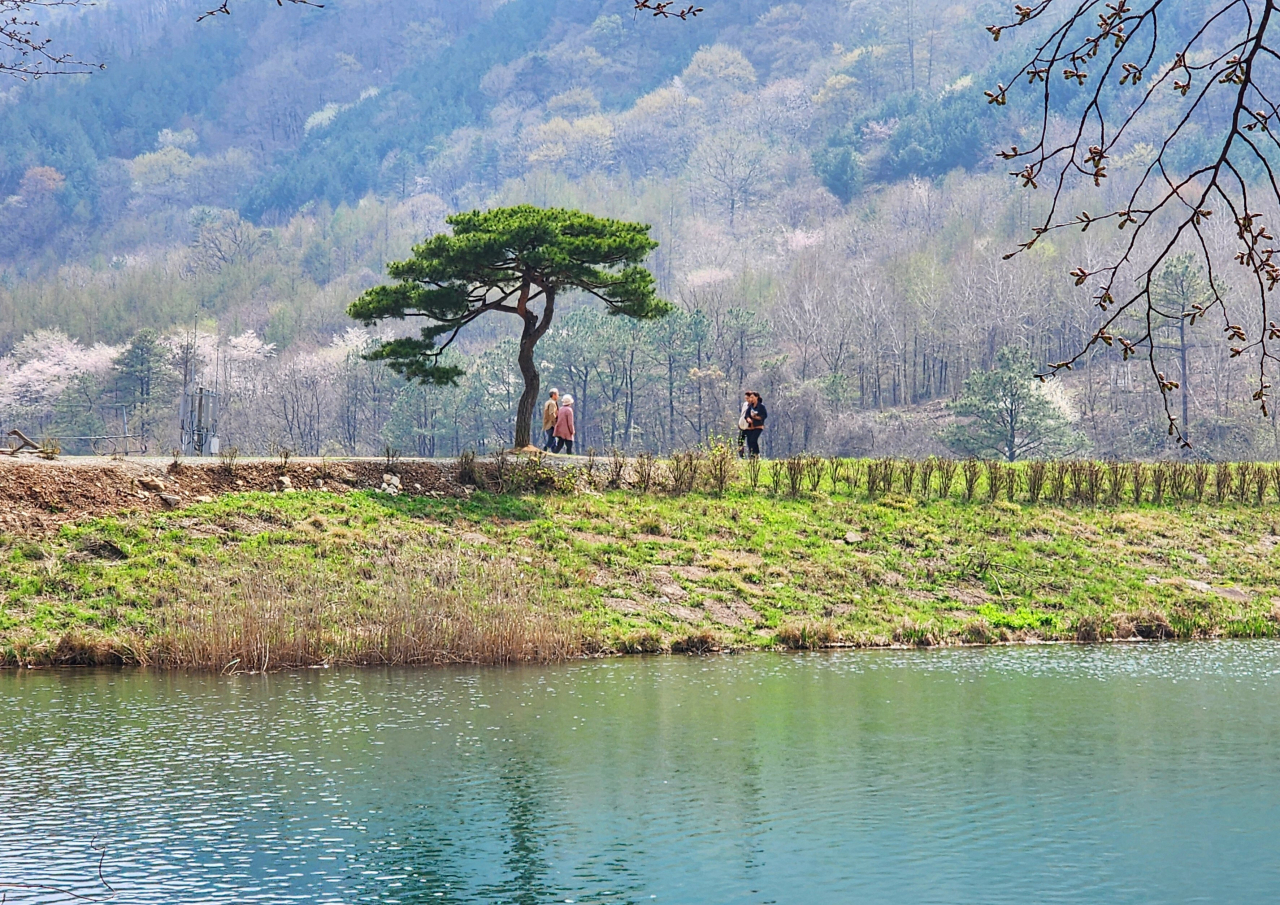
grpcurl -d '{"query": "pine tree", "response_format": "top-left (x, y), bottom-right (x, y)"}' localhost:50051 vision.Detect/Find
top-left (112, 329), bottom-right (171, 452)
top-left (939, 346), bottom-right (1082, 462)
top-left (349, 205), bottom-right (669, 449)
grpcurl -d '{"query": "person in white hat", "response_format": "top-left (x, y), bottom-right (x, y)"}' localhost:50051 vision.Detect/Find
top-left (553, 394), bottom-right (576, 455)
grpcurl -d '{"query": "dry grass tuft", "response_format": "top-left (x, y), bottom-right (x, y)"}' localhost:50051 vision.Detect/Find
top-left (775, 622), bottom-right (840, 650)
top-left (961, 617), bottom-right (999, 644)
top-left (892, 617), bottom-right (940, 646)
top-left (615, 629), bottom-right (665, 654)
top-left (1129, 609), bottom-right (1175, 640)
top-left (1114, 609), bottom-right (1175, 640)
top-left (670, 629), bottom-right (724, 654)
top-left (1073, 614), bottom-right (1103, 642)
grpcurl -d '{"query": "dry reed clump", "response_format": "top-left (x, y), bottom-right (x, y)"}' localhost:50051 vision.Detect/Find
top-left (160, 552), bottom-right (585, 670)
top-left (774, 622), bottom-right (840, 650)
top-left (24, 545), bottom-right (590, 671)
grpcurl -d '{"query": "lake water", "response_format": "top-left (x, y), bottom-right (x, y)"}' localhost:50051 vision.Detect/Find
top-left (2, 643), bottom-right (1279, 904)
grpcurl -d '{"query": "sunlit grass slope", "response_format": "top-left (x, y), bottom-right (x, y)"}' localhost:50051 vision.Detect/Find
top-left (3, 487), bottom-right (1279, 667)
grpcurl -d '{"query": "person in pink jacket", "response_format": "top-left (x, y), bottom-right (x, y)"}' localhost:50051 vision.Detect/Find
top-left (553, 394), bottom-right (576, 455)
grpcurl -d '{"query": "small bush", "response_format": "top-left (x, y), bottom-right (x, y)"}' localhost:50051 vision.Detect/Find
top-left (919, 456), bottom-right (938, 498)
top-left (803, 454), bottom-right (824, 493)
top-left (1130, 462), bottom-right (1149, 504)
top-left (961, 458), bottom-right (980, 501)
top-left (827, 456), bottom-right (849, 495)
top-left (1235, 462), bottom-right (1255, 503)
top-left (1049, 460), bottom-right (1069, 504)
top-left (901, 458), bottom-right (918, 496)
top-left (457, 450), bottom-right (480, 486)
top-left (983, 460), bottom-right (1002, 503)
top-left (1213, 462), bottom-right (1233, 503)
top-left (607, 448), bottom-right (627, 488)
top-left (844, 459), bottom-right (863, 495)
top-left (634, 451), bottom-right (661, 493)
top-left (1026, 460), bottom-right (1047, 504)
top-left (784, 455), bottom-right (805, 498)
top-left (936, 458), bottom-right (958, 499)
top-left (218, 445), bottom-right (240, 475)
top-left (669, 448), bottom-right (701, 494)
top-left (705, 438), bottom-right (737, 494)
top-left (1191, 461), bottom-right (1210, 501)
top-left (769, 459), bottom-right (785, 495)
top-left (1168, 461), bottom-right (1190, 500)
top-left (1152, 461), bottom-right (1171, 504)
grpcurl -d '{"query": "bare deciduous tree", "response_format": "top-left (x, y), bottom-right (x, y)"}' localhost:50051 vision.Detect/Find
top-left (185, 209), bottom-right (267, 275)
top-left (692, 134), bottom-right (772, 230)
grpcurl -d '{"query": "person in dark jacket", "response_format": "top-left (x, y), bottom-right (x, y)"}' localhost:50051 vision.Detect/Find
top-left (742, 391), bottom-right (766, 457)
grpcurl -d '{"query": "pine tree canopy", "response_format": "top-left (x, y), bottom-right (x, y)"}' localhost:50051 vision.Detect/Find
top-left (939, 346), bottom-right (1081, 462)
top-left (349, 205), bottom-right (670, 385)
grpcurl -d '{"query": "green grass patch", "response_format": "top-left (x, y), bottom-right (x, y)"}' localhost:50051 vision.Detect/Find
top-left (2, 486), bottom-right (1279, 667)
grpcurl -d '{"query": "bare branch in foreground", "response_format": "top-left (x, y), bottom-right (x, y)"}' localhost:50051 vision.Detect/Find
top-left (633, 1), bottom-right (704, 20)
top-left (988, 0), bottom-right (1280, 443)
top-left (1, 0), bottom-right (101, 78)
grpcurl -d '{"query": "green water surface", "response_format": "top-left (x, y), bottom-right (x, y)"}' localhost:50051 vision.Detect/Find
top-left (2, 643), bottom-right (1278, 903)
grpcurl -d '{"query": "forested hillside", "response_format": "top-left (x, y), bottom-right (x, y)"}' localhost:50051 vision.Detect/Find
top-left (2, 0), bottom-right (1273, 460)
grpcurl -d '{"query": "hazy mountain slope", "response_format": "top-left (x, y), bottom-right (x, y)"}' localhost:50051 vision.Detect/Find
top-left (2, 0), bottom-right (1271, 462)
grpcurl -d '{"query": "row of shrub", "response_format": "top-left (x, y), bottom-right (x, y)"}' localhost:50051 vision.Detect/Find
top-left (757, 455), bottom-right (1280, 505)
top-left (455, 446), bottom-right (1280, 506)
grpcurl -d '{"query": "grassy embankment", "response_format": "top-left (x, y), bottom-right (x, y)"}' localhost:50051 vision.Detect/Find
top-left (3, 472), bottom-right (1280, 668)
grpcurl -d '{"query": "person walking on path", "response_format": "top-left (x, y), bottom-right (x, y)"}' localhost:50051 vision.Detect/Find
top-left (742, 391), bottom-right (767, 458)
top-left (541, 388), bottom-right (560, 451)
top-left (553, 394), bottom-right (576, 455)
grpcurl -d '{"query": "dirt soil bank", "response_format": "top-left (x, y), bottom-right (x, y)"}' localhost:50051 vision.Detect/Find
top-left (0, 456), bottom-right (463, 534)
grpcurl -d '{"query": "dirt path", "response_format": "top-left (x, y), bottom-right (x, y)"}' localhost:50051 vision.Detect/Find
top-left (0, 455), bottom-right (463, 534)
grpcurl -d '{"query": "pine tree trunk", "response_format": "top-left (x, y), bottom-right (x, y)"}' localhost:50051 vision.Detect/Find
top-left (514, 317), bottom-right (540, 449)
